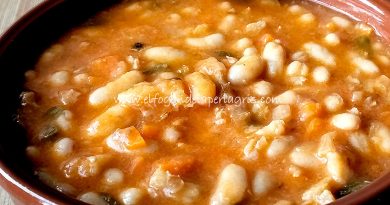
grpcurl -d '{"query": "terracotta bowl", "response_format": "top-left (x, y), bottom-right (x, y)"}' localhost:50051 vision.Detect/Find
top-left (0, 0), bottom-right (389, 204)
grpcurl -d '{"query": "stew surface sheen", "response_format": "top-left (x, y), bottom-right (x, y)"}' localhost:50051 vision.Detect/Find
top-left (20, 0), bottom-right (390, 205)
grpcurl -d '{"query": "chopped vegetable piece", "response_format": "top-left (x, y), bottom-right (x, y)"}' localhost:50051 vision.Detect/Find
top-left (216, 50), bottom-right (235, 58)
top-left (38, 125), bottom-right (58, 141)
top-left (44, 106), bottom-right (64, 118)
top-left (126, 127), bottom-right (147, 149)
top-left (99, 193), bottom-right (121, 205)
top-left (106, 127), bottom-right (146, 153)
top-left (132, 42), bottom-right (144, 51)
top-left (355, 36), bottom-right (372, 56)
top-left (336, 181), bottom-right (371, 198)
top-left (141, 124), bottom-right (160, 139)
top-left (160, 155), bottom-right (196, 175)
top-left (20, 91), bottom-right (36, 106)
top-left (143, 64), bottom-right (169, 75)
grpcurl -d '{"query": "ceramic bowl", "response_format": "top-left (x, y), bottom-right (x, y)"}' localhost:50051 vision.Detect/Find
top-left (0, 0), bottom-right (389, 204)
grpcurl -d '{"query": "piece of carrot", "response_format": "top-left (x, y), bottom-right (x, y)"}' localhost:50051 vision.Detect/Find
top-left (126, 127), bottom-right (146, 149)
top-left (141, 124), bottom-right (160, 139)
top-left (160, 155), bottom-right (196, 176)
top-left (299, 102), bottom-right (322, 122)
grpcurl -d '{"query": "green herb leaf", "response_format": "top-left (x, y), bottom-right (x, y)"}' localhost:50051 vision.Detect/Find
top-left (132, 42), bottom-right (144, 51)
top-left (143, 64), bottom-right (169, 75)
top-left (216, 50), bottom-right (235, 58)
top-left (355, 36), bottom-right (372, 57)
top-left (38, 125), bottom-right (59, 141)
top-left (177, 65), bottom-right (190, 75)
top-left (44, 106), bottom-right (64, 118)
top-left (336, 180), bottom-right (371, 198)
top-left (99, 193), bottom-right (121, 205)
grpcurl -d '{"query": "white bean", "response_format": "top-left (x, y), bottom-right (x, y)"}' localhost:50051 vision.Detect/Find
top-left (124, 80), bottom-right (188, 107)
top-left (253, 81), bottom-right (273, 96)
top-left (154, 72), bottom-right (179, 82)
top-left (105, 127), bottom-right (147, 154)
top-left (272, 105), bottom-right (291, 121)
top-left (149, 167), bottom-right (170, 191)
top-left (288, 165), bottom-right (302, 178)
top-left (324, 33), bottom-right (340, 46)
top-left (53, 138), bottom-right (74, 157)
top-left (288, 5), bottom-right (305, 15)
top-left (263, 41), bottom-right (285, 78)
top-left (267, 137), bottom-right (294, 158)
top-left (228, 55), bottom-right (264, 85)
top-left (89, 71), bottom-right (144, 107)
top-left (274, 90), bottom-right (297, 105)
top-left (331, 16), bottom-right (352, 29)
top-left (331, 113), bottom-right (360, 131)
top-left (186, 33), bottom-right (225, 50)
top-left (177, 183), bottom-right (200, 204)
top-left (243, 137), bottom-right (268, 161)
top-left (323, 93), bottom-right (344, 112)
top-left (352, 56), bottom-right (379, 75)
top-left (255, 120), bottom-right (286, 136)
top-left (302, 178), bottom-right (333, 204)
top-left (185, 72), bottom-right (216, 106)
top-left (317, 132), bottom-right (337, 159)
top-left (303, 42), bottom-right (336, 67)
top-left (50, 71), bottom-right (70, 86)
top-left (55, 110), bottom-right (73, 132)
top-left (290, 146), bottom-right (321, 169)
top-left (299, 13), bottom-right (316, 24)
top-left (87, 104), bottom-right (139, 138)
top-left (351, 91), bottom-right (364, 103)
top-left (181, 7), bottom-right (201, 16)
top-left (144, 47), bottom-right (186, 64)
top-left (219, 1), bottom-right (234, 12)
top-left (370, 122), bottom-right (390, 154)
top-left (111, 61), bottom-right (129, 78)
top-left (210, 164), bottom-right (247, 205)
top-left (70, 155), bottom-right (111, 178)
top-left (103, 168), bottom-right (124, 185)
top-left (286, 61), bottom-right (309, 77)
top-left (243, 47), bottom-right (258, 56)
top-left (59, 89), bottom-right (81, 105)
top-left (251, 101), bottom-right (270, 122)
top-left (127, 56), bottom-right (140, 70)
top-left (73, 73), bottom-right (90, 85)
top-left (312, 66), bottom-right (330, 83)
top-left (126, 2), bottom-right (143, 12)
top-left (120, 188), bottom-right (145, 205)
top-left (355, 23), bottom-right (373, 36)
top-left (167, 13), bottom-right (181, 23)
top-left (326, 152), bottom-right (351, 184)
top-left (163, 127), bottom-right (181, 143)
top-left (376, 55), bottom-right (390, 66)
top-left (233, 38), bottom-right (253, 53)
top-left (291, 51), bottom-right (308, 62)
top-left (252, 170), bottom-right (277, 198)
top-left (349, 132), bottom-right (370, 154)
top-left (78, 192), bottom-right (107, 205)
top-left (219, 15), bottom-right (237, 33)
top-left (195, 57), bottom-right (227, 84)
top-left (317, 190), bottom-right (336, 205)
top-left (245, 20), bottom-right (267, 34)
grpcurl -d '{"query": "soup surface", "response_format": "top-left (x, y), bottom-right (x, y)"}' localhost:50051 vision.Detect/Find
top-left (20, 0), bottom-right (390, 204)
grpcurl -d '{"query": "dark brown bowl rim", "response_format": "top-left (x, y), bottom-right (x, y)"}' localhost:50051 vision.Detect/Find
top-left (0, 0), bottom-right (389, 204)
top-left (0, 1), bottom-right (77, 204)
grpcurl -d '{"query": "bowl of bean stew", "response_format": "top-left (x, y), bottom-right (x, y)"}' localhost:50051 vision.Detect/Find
top-left (1, 0), bottom-right (390, 205)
